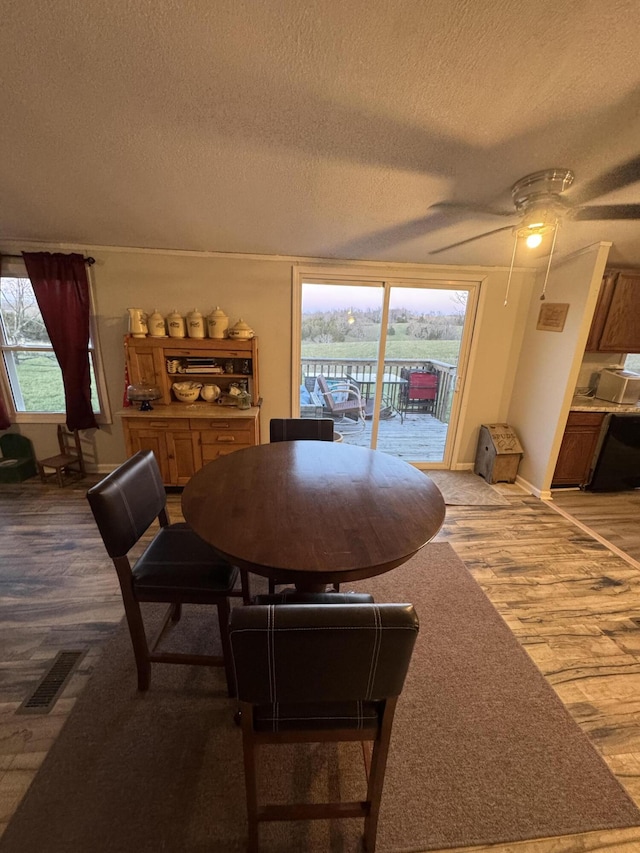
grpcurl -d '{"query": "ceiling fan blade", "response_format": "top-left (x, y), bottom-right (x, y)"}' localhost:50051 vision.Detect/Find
top-left (573, 204), bottom-right (640, 221)
top-left (572, 155), bottom-right (640, 205)
top-left (429, 225), bottom-right (514, 255)
top-left (429, 201), bottom-right (514, 217)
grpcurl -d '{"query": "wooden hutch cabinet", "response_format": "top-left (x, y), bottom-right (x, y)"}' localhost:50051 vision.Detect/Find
top-left (120, 335), bottom-right (261, 486)
top-left (586, 269), bottom-right (640, 352)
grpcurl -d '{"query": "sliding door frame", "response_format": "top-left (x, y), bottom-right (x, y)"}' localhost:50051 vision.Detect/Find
top-left (292, 262), bottom-right (482, 468)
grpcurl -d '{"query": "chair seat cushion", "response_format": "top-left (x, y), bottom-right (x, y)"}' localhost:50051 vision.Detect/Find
top-left (133, 523), bottom-right (238, 598)
top-left (253, 592), bottom-right (374, 605)
top-left (253, 700), bottom-right (380, 732)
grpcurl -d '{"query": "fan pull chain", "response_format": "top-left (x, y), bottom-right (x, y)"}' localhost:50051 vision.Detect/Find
top-left (539, 220), bottom-right (560, 300)
top-left (504, 231), bottom-right (519, 306)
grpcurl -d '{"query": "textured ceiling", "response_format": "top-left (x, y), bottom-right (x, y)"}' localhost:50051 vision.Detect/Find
top-left (3, 0), bottom-right (640, 268)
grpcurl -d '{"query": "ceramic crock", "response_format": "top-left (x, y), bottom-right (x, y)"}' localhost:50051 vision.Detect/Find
top-left (147, 309), bottom-right (167, 337)
top-left (187, 308), bottom-right (206, 338)
top-left (167, 309), bottom-right (186, 338)
top-left (207, 306), bottom-right (229, 339)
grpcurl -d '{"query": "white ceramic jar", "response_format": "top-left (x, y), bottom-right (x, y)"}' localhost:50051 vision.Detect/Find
top-left (207, 306), bottom-right (229, 339)
top-left (147, 309), bottom-right (167, 337)
top-left (167, 309), bottom-right (186, 338)
top-left (187, 308), bottom-right (205, 338)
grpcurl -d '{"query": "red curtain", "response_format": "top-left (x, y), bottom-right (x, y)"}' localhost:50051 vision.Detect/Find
top-left (0, 254), bottom-right (12, 429)
top-left (22, 252), bottom-right (98, 430)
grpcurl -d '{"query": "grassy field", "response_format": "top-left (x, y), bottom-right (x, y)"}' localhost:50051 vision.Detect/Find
top-left (301, 339), bottom-right (461, 364)
top-left (12, 352), bottom-right (99, 413)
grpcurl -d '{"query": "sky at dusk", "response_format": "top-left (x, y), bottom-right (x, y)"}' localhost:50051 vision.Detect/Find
top-left (301, 283), bottom-right (466, 314)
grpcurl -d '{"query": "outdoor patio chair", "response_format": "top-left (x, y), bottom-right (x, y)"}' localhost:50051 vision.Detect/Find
top-left (86, 449), bottom-right (251, 695)
top-left (399, 369), bottom-right (438, 416)
top-left (230, 602), bottom-right (419, 853)
top-left (315, 375), bottom-right (366, 432)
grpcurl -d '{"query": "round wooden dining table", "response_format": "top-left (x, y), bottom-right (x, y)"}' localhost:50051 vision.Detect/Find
top-left (181, 440), bottom-right (446, 592)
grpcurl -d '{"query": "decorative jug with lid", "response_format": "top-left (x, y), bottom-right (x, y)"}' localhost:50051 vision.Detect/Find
top-left (167, 309), bottom-right (186, 338)
top-left (207, 306), bottom-right (229, 339)
top-left (187, 308), bottom-right (205, 338)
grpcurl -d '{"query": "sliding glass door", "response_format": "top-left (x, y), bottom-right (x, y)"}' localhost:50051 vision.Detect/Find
top-left (296, 274), bottom-right (477, 466)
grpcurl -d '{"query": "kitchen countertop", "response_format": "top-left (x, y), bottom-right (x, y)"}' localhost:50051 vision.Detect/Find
top-left (570, 396), bottom-right (640, 413)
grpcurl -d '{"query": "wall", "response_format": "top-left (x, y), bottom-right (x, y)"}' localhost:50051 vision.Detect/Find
top-left (1, 242), bottom-right (536, 470)
top-left (506, 242), bottom-right (612, 497)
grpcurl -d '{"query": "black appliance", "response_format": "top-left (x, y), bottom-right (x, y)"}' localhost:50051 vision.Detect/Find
top-left (588, 414), bottom-right (640, 491)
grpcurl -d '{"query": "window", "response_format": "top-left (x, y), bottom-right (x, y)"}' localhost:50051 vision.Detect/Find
top-left (0, 263), bottom-right (111, 424)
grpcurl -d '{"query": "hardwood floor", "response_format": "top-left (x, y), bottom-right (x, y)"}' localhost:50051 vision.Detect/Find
top-left (3, 476), bottom-right (640, 851)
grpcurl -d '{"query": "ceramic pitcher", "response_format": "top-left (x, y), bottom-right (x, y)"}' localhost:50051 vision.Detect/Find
top-left (127, 308), bottom-right (148, 337)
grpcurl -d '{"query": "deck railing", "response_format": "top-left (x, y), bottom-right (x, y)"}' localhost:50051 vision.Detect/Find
top-left (301, 357), bottom-right (456, 423)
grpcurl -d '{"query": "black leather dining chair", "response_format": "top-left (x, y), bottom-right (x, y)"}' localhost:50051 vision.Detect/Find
top-left (269, 417), bottom-right (334, 442)
top-left (268, 417), bottom-right (337, 593)
top-left (230, 602), bottom-right (419, 852)
top-left (86, 450), bottom-right (250, 695)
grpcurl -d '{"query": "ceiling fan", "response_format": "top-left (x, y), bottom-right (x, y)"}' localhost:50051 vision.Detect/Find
top-left (428, 162), bottom-right (640, 256)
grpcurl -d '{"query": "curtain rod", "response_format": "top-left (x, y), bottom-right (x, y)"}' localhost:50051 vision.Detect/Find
top-left (2, 253), bottom-right (95, 265)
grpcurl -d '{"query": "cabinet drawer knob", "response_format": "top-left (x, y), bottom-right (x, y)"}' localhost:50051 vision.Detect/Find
top-left (217, 436), bottom-right (236, 442)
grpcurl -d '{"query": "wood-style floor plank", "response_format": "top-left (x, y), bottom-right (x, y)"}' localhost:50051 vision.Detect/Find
top-left (2, 477), bottom-right (640, 852)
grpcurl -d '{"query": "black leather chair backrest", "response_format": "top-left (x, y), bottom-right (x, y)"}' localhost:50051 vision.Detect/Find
top-left (269, 418), bottom-right (334, 442)
top-left (86, 450), bottom-right (166, 558)
top-left (230, 603), bottom-right (418, 705)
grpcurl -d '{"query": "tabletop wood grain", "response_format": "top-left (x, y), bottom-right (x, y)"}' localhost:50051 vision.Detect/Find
top-left (181, 441), bottom-right (446, 588)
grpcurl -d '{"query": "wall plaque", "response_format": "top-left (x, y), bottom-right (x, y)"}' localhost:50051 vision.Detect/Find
top-left (537, 302), bottom-right (569, 332)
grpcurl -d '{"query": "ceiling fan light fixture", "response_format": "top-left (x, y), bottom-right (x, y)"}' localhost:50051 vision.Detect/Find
top-left (525, 232), bottom-right (543, 248)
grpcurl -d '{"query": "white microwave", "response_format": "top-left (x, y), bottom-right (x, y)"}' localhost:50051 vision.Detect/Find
top-left (595, 369), bottom-right (640, 404)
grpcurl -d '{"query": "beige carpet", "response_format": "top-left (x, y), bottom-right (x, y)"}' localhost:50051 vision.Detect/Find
top-left (426, 469), bottom-right (510, 505)
top-left (1, 543), bottom-right (638, 853)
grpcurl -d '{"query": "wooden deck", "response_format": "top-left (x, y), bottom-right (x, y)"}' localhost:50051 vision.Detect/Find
top-left (327, 410), bottom-right (449, 462)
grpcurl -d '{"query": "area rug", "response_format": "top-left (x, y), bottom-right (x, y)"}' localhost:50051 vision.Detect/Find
top-left (1, 544), bottom-right (638, 853)
top-left (426, 469), bottom-right (510, 505)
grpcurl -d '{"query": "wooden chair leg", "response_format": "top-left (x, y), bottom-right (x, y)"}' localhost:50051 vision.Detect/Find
top-left (268, 578), bottom-right (276, 594)
top-left (240, 703), bottom-right (260, 853)
top-left (170, 602), bottom-right (182, 622)
top-left (217, 598), bottom-right (235, 697)
top-left (363, 698), bottom-right (397, 853)
top-left (117, 580), bottom-right (152, 691)
top-left (240, 568), bottom-right (251, 604)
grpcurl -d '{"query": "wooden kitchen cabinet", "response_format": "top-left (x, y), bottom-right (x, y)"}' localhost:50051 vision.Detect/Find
top-left (586, 270), bottom-right (640, 352)
top-left (552, 411), bottom-right (605, 487)
top-left (120, 335), bottom-right (261, 485)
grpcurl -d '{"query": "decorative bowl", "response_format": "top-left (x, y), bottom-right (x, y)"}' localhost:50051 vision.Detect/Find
top-left (172, 381), bottom-right (202, 403)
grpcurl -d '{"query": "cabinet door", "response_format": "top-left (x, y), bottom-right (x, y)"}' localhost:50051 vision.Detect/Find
top-left (166, 430), bottom-right (201, 486)
top-left (598, 273), bottom-right (640, 352)
top-left (126, 427), bottom-right (171, 484)
top-left (552, 413), bottom-right (604, 486)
